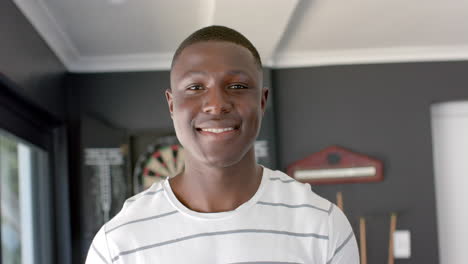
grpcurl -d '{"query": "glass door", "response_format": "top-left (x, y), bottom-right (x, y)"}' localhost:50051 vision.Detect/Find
top-left (0, 129), bottom-right (48, 264)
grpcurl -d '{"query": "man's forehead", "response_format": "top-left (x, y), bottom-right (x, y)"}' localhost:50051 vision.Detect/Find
top-left (172, 41), bottom-right (259, 69)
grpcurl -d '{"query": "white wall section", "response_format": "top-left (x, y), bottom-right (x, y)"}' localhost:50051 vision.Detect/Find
top-left (431, 101), bottom-right (468, 264)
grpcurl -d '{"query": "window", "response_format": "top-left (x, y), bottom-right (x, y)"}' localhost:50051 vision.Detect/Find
top-left (0, 74), bottom-right (71, 264)
top-left (1, 130), bottom-right (49, 264)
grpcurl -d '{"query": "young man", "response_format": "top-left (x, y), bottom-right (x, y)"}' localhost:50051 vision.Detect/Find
top-left (86, 25), bottom-right (359, 263)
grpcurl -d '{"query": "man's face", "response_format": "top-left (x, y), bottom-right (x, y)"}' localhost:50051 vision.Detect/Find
top-left (167, 41), bottom-right (268, 168)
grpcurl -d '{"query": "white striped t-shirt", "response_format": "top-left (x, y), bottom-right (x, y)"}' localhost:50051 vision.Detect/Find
top-left (86, 167), bottom-right (359, 263)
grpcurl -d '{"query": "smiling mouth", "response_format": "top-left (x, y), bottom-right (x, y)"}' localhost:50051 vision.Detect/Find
top-left (199, 127), bottom-right (235, 133)
top-left (196, 126), bottom-right (240, 134)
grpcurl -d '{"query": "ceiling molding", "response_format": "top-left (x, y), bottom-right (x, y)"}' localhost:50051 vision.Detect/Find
top-left (68, 53), bottom-right (276, 73)
top-left (272, 46), bottom-right (468, 69)
top-left (62, 46), bottom-right (468, 72)
top-left (13, 0), bottom-right (79, 69)
top-left (68, 53), bottom-right (175, 73)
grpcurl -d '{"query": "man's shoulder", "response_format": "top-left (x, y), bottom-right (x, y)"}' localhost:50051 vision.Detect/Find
top-left (104, 181), bottom-right (169, 230)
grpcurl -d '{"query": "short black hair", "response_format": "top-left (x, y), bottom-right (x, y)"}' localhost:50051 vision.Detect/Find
top-left (171, 25), bottom-right (262, 69)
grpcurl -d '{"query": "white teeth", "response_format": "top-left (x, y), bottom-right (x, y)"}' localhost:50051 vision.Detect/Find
top-left (201, 127), bottom-right (235, 133)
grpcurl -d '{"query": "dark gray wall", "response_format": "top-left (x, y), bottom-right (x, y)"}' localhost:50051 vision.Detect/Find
top-left (67, 71), bottom-right (173, 131)
top-left (273, 61), bottom-right (468, 264)
top-left (0, 0), bottom-right (66, 119)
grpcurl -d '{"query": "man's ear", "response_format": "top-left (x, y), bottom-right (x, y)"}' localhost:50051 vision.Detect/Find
top-left (261, 87), bottom-right (269, 115)
top-left (165, 89), bottom-right (174, 118)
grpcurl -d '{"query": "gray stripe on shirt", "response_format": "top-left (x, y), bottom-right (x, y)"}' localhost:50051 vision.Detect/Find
top-left (257, 201), bottom-right (329, 213)
top-left (327, 203), bottom-right (334, 215)
top-left (106, 210), bottom-right (178, 234)
top-left (125, 188), bottom-right (164, 203)
top-left (269, 177), bottom-right (296, 183)
top-left (326, 231), bottom-right (354, 264)
top-left (92, 244), bottom-right (110, 264)
top-left (112, 229), bottom-right (329, 261)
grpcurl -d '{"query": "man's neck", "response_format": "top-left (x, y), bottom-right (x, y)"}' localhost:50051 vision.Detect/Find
top-left (168, 149), bottom-right (262, 213)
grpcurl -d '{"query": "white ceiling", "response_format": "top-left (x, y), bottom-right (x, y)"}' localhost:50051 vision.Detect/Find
top-left (13, 0), bottom-right (468, 72)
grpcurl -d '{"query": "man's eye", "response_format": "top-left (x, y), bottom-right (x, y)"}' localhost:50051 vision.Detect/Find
top-left (187, 85), bottom-right (203, 90)
top-left (229, 84), bottom-right (248, 89)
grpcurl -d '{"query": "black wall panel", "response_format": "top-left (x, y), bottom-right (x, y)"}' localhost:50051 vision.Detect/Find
top-left (0, 0), bottom-right (66, 120)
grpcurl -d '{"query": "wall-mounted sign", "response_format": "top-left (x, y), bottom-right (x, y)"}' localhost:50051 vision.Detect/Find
top-left (287, 146), bottom-right (383, 185)
top-left (84, 148), bottom-right (124, 221)
top-left (255, 140), bottom-right (269, 162)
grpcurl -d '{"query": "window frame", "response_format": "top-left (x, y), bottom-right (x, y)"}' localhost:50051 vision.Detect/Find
top-left (0, 73), bottom-right (71, 264)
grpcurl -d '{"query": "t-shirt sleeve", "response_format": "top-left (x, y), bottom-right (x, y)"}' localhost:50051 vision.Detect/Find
top-left (86, 225), bottom-right (113, 264)
top-left (326, 204), bottom-right (359, 264)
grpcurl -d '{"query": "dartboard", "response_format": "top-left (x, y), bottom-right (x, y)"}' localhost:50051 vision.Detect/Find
top-left (133, 137), bottom-right (184, 192)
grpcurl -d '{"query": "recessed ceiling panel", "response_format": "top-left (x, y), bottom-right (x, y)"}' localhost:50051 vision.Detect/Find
top-left (277, 0), bottom-right (468, 52)
top-left (44, 0), bottom-right (207, 56)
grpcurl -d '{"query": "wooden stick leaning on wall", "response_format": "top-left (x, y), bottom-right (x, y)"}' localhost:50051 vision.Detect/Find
top-left (388, 213), bottom-right (398, 264)
top-left (336, 192), bottom-right (344, 211)
top-left (335, 192), bottom-right (369, 263)
top-left (360, 217), bottom-right (367, 264)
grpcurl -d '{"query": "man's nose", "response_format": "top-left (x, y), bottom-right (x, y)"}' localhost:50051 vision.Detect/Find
top-left (202, 88), bottom-right (233, 114)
